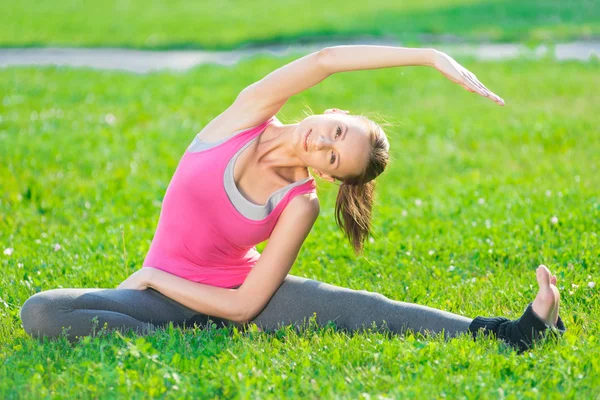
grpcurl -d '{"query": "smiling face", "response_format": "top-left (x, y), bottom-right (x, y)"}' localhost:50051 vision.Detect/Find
top-left (295, 113), bottom-right (372, 182)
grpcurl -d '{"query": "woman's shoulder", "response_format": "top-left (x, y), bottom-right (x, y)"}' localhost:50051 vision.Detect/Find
top-left (284, 191), bottom-right (320, 218)
top-left (271, 192), bottom-right (320, 243)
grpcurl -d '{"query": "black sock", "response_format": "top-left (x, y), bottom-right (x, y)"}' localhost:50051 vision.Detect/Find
top-left (468, 302), bottom-right (567, 353)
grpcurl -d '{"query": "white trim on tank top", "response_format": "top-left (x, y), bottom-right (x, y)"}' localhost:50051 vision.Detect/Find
top-left (187, 123), bottom-right (311, 220)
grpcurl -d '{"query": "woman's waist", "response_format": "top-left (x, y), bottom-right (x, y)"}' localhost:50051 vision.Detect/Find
top-left (142, 257), bottom-right (256, 285)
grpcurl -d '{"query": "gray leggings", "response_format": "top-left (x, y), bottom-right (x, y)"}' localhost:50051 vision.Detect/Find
top-left (19, 274), bottom-right (473, 342)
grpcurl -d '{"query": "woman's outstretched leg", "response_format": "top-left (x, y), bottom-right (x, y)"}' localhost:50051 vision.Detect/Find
top-left (19, 287), bottom-right (228, 342)
top-left (248, 275), bottom-right (473, 340)
top-left (248, 265), bottom-right (566, 352)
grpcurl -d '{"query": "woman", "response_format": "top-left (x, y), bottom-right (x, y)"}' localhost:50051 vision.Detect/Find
top-left (20, 45), bottom-right (565, 353)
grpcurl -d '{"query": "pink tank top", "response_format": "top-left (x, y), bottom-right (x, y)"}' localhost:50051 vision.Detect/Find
top-left (142, 116), bottom-right (317, 288)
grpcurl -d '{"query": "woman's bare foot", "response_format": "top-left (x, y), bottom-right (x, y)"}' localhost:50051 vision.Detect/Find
top-left (531, 265), bottom-right (560, 327)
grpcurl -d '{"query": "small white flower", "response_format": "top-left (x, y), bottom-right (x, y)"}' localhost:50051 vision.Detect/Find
top-left (428, 250), bottom-right (435, 256)
top-left (35, 239), bottom-right (41, 244)
top-left (18, 263), bottom-right (23, 268)
top-left (105, 113), bottom-right (117, 125)
top-left (53, 243), bottom-right (62, 251)
top-left (572, 283), bottom-right (579, 289)
top-left (471, 277), bottom-right (476, 283)
top-left (589, 282), bottom-right (596, 289)
top-left (485, 219), bottom-right (491, 229)
top-left (478, 198), bottom-right (485, 204)
top-left (401, 210), bottom-right (408, 217)
top-left (545, 190), bottom-right (552, 197)
top-left (406, 251), bottom-right (411, 256)
top-left (448, 265), bottom-right (455, 272)
top-left (415, 199), bottom-right (422, 207)
top-left (551, 216), bottom-right (559, 224)
top-left (368, 237), bottom-right (374, 244)
top-left (3, 248), bottom-right (13, 256)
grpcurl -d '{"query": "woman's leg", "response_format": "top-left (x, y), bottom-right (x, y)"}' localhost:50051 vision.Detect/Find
top-left (248, 271), bottom-right (566, 353)
top-left (248, 275), bottom-right (472, 340)
top-left (19, 287), bottom-right (229, 342)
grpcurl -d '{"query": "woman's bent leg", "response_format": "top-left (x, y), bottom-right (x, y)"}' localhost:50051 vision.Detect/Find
top-left (19, 287), bottom-right (221, 342)
top-left (248, 275), bottom-right (472, 340)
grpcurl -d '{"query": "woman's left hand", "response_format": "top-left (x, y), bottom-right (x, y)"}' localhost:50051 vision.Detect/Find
top-left (116, 267), bottom-right (156, 290)
top-left (432, 50), bottom-right (505, 106)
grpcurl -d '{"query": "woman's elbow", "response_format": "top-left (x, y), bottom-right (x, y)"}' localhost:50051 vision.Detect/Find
top-left (236, 301), bottom-right (267, 324)
top-left (235, 307), bottom-right (255, 325)
top-left (316, 47), bottom-right (333, 74)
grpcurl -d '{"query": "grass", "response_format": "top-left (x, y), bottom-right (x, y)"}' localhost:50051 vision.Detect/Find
top-left (1, 0), bottom-right (599, 49)
top-left (0, 56), bottom-right (599, 397)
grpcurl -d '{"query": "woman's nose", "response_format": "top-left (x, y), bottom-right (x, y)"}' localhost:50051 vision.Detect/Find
top-left (315, 135), bottom-right (331, 150)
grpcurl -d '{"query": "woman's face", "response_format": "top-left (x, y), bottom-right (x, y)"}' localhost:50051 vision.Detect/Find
top-left (295, 114), bottom-right (371, 182)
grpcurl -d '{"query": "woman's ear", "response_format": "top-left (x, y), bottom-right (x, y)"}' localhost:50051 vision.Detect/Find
top-left (314, 169), bottom-right (336, 183)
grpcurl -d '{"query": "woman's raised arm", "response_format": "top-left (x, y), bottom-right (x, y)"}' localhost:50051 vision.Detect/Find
top-left (237, 45), bottom-right (503, 120)
top-left (319, 45), bottom-right (504, 105)
top-left (236, 50), bottom-right (331, 114)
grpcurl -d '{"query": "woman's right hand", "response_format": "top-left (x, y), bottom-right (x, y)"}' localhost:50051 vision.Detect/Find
top-left (432, 50), bottom-right (505, 106)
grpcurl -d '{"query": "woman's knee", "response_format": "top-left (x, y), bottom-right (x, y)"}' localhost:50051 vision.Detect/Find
top-left (20, 289), bottom-right (72, 339)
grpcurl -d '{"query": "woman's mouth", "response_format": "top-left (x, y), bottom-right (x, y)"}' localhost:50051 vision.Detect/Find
top-left (304, 129), bottom-right (312, 152)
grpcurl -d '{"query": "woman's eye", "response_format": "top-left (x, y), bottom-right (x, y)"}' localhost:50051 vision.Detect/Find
top-left (335, 126), bottom-right (342, 138)
top-left (330, 152), bottom-right (336, 164)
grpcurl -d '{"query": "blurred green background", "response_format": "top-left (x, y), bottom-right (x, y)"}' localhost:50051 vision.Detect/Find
top-left (1, 0), bottom-right (599, 49)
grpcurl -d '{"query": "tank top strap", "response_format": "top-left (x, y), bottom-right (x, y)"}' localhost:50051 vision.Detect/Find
top-left (268, 176), bottom-right (317, 216)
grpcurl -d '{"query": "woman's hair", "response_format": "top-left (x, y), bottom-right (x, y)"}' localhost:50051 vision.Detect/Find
top-left (295, 108), bottom-right (391, 255)
top-left (334, 116), bottom-right (390, 255)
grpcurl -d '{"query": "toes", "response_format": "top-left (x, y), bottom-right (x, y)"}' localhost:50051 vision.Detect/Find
top-left (551, 275), bottom-right (557, 285)
top-left (536, 265), bottom-right (552, 287)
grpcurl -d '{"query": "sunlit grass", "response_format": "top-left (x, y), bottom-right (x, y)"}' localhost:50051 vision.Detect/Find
top-left (0, 57), bottom-right (599, 397)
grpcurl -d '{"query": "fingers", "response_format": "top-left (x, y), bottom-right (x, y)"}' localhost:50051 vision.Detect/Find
top-left (438, 53), bottom-right (505, 106)
top-left (464, 73), bottom-right (505, 106)
top-left (467, 75), bottom-right (490, 97)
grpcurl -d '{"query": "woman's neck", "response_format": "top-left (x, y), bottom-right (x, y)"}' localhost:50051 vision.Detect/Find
top-left (253, 122), bottom-right (310, 182)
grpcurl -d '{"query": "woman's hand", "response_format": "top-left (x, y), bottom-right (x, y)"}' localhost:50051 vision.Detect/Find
top-left (432, 50), bottom-right (505, 106)
top-left (116, 267), bottom-right (156, 290)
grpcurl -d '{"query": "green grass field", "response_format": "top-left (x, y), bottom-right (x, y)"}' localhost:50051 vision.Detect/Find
top-left (1, 0), bottom-right (599, 49)
top-left (1, 56), bottom-right (599, 397)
